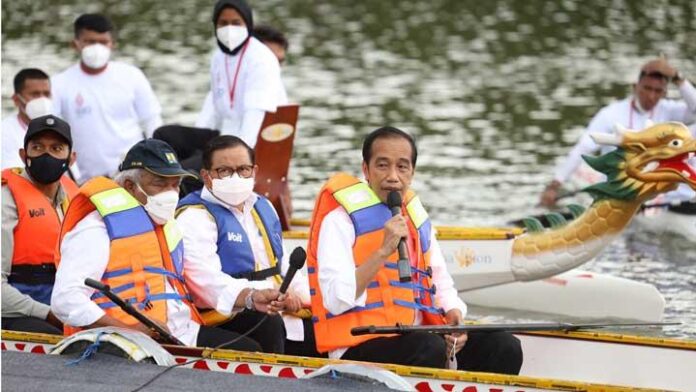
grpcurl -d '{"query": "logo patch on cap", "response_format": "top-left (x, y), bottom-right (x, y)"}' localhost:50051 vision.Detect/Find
top-left (46, 118), bottom-right (55, 125)
top-left (165, 153), bottom-right (178, 164)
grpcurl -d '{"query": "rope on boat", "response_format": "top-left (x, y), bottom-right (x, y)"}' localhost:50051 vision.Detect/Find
top-left (65, 331), bottom-right (106, 366)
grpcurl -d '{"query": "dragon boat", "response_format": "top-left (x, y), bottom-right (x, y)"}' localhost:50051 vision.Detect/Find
top-left (279, 122), bottom-right (696, 322)
top-left (2, 326), bottom-right (695, 391)
top-left (2, 123), bottom-right (695, 391)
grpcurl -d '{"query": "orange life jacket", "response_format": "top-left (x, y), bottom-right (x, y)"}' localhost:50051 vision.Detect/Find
top-left (307, 173), bottom-right (445, 353)
top-left (56, 177), bottom-right (201, 335)
top-left (2, 168), bottom-right (78, 305)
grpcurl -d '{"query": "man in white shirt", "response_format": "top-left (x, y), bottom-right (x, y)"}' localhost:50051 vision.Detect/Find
top-left (52, 139), bottom-right (282, 350)
top-left (195, 0), bottom-right (287, 147)
top-left (541, 58), bottom-right (696, 207)
top-left (307, 127), bottom-right (522, 373)
top-left (2, 115), bottom-right (78, 335)
top-left (52, 13), bottom-right (163, 183)
top-left (2, 69), bottom-right (54, 169)
top-left (253, 25), bottom-right (288, 66)
top-left (176, 135), bottom-right (319, 356)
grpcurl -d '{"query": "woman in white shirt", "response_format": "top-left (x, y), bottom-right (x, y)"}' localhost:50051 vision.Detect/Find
top-left (195, 0), bottom-right (287, 148)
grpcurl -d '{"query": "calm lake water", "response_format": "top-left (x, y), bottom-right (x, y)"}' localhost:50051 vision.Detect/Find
top-left (2, 0), bottom-right (695, 338)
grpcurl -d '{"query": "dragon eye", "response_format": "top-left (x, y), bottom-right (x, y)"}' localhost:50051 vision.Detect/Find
top-left (669, 139), bottom-right (683, 148)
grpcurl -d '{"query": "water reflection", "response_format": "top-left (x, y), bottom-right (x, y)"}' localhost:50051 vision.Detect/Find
top-left (2, 0), bottom-right (695, 337)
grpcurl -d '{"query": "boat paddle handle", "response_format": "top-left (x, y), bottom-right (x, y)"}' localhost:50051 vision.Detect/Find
top-left (84, 278), bottom-right (184, 346)
top-left (351, 321), bottom-right (682, 336)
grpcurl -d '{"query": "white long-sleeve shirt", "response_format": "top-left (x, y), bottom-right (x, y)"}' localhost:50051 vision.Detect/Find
top-left (175, 187), bottom-right (310, 341)
top-left (51, 210), bottom-right (199, 346)
top-left (554, 81), bottom-right (696, 183)
top-left (317, 206), bottom-right (467, 359)
top-left (1, 114), bottom-right (27, 170)
top-left (197, 39), bottom-right (287, 147)
top-left (553, 81), bottom-right (696, 203)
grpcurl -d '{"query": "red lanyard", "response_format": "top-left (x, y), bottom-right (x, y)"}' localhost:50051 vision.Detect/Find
top-left (629, 99), bottom-right (653, 129)
top-left (224, 41), bottom-right (250, 109)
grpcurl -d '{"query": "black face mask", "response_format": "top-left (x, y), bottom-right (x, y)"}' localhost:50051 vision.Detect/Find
top-left (25, 153), bottom-right (69, 184)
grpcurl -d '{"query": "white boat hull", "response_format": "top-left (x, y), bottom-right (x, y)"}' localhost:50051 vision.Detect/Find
top-left (461, 270), bottom-right (665, 322)
top-left (284, 231), bottom-right (665, 322)
top-left (634, 207), bottom-right (696, 242)
top-left (518, 331), bottom-right (696, 391)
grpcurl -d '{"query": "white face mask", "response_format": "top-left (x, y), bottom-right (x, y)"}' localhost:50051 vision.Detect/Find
top-left (23, 96), bottom-right (54, 119)
top-left (216, 25), bottom-right (248, 51)
top-left (136, 183), bottom-right (179, 225)
top-left (211, 173), bottom-right (255, 207)
top-left (81, 43), bottom-right (111, 69)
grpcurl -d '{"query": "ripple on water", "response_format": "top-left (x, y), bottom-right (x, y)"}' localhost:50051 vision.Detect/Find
top-left (2, 0), bottom-right (695, 339)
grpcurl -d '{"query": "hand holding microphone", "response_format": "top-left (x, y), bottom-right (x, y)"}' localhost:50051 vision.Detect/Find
top-left (386, 191), bottom-right (412, 282)
top-left (269, 247), bottom-right (306, 313)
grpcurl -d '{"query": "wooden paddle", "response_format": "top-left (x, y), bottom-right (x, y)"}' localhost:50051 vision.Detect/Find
top-left (253, 105), bottom-right (300, 230)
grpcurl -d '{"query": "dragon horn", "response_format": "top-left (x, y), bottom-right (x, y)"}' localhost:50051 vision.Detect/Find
top-left (590, 132), bottom-right (622, 146)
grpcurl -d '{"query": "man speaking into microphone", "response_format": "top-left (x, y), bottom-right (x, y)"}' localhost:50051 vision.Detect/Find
top-left (306, 126), bottom-right (522, 374)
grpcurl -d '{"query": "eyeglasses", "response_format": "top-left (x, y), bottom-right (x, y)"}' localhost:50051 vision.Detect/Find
top-left (210, 165), bottom-right (254, 178)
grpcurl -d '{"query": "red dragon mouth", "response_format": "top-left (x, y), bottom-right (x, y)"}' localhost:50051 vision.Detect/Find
top-left (656, 152), bottom-right (696, 184)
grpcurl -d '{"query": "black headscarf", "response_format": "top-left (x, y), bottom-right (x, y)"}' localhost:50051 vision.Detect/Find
top-left (213, 0), bottom-right (254, 56)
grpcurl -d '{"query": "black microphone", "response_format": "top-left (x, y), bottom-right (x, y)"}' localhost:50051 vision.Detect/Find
top-left (84, 278), bottom-right (183, 345)
top-left (387, 191), bottom-right (412, 283)
top-left (279, 247), bottom-right (306, 294)
top-left (85, 278), bottom-right (109, 292)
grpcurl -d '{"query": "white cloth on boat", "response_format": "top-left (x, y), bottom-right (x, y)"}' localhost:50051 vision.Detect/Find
top-left (552, 80), bottom-right (696, 202)
top-left (196, 39), bottom-right (287, 147)
top-left (51, 210), bottom-right (199, 346)
top-left (1, 170), bottom-right (69, 319)
top-left (1, 114), bottom-right (27, 170)
top-left (52, 62), bottom-right (162, 182)
top-left (317, 206), bottom-right (468, 360)
top-left (176, 186), bottom-right (310, 341)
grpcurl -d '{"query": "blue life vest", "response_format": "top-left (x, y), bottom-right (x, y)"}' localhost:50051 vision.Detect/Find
top-left (178, 190), bottom-right (283, 280)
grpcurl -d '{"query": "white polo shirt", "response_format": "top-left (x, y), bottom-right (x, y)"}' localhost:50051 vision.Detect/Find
top-left (52, 62), bottom-right (162, 182)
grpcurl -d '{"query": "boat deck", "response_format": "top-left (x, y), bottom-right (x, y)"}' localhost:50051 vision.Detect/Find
top-left (1, 350), bottom-right (395, 392)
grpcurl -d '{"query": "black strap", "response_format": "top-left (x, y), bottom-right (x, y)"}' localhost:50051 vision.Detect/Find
top-left (668, 202), bottom-right (696, 215)
top-left (8, 263), bottom-right (56, 285)
top-left (232, 265), bottom-right (280, 281)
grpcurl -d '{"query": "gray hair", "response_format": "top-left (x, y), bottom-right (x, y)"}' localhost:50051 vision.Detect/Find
top-left (113, 168), bottom-right (143, 187)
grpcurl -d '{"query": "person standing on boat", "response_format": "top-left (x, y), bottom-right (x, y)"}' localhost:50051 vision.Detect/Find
top-left (195, 0), bottom-right (287, 148)
top-left (51, 13), bottom-right (163, 183)
top-left (540, 58), bottom-right (696, 207)
top-left (253, 24), bottom-right (289, 66)
top-left (2, 115), bottom-right (78, 335)
top-left (307, 127), bottom-right (523, 373)
top-left (176, 135), bottom-right (318, 356)
top-left (2, 69), bottom-right (55, 169)
top-left (51, 139), bottom-right (283, 350)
